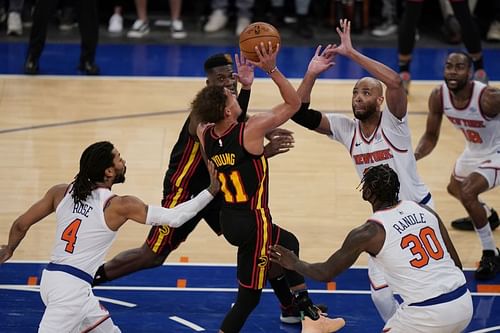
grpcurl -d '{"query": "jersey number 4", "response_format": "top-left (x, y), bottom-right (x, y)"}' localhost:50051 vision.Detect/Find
top-left (61, 219), bottom-right (82, 253)
top-left (219, 171), bottom-right (249, 203)
top-left (400, 226), bottom-right (444, 268)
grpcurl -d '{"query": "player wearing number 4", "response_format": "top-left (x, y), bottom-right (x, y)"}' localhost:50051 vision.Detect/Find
top-left (270, 164), bottom-right (473, 333)
top-left (414, 51), bottom-right (500, 280)
top-left (0, 141), bottom-right (220, 333)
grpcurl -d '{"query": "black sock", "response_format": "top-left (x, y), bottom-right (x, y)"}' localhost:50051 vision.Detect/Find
top-left (398, 60), bottom-right (411, 73)
top-left (294, 289), bottom-right (319, 320)
top-left (472, 56), bottom-right (484, 72)
top-left (92, 264), bottom-right (109, 286)
top-left (269, 275), bottom-right (294, 308)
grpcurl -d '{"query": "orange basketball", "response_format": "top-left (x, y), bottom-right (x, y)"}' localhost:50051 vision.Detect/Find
top-left (239, 22), bottom-right (281, 62)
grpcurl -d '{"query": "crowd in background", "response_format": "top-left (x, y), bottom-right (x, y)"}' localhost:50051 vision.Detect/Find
top-left (1, 0), bottom-right (499, 42)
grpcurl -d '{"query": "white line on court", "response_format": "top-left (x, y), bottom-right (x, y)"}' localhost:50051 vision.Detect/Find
top-left (169, 316), bottom-right (205, 331)
top-left (468, 326), bottom-right (500, 333)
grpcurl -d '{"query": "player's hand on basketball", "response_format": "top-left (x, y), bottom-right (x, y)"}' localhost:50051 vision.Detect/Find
top-left (248, 41), bottom-right (280, 74)
top-left (333, 19), bottom-right (353, 57)
top-left (269, 244), bottom-right (299, 270)
top-left (235, 52), bottom-right (254, 89)
top-left (0, 245), bottom-right (13, 264)
top-left (206, 160), bottom-right (220, 196)
top-left (308, 44), bottom-right (336, 76)
top-left (264, 128), bottom-right (295, 158)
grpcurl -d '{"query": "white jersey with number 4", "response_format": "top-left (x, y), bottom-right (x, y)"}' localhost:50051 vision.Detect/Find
top-left (369, 200), bottom-right (466, 305)
top-left (51, 185), bottom-right (117, 277)
top-left (441, 81), bottom-right (500, 157)
top-left (326, 109), bottom-right (429, 203)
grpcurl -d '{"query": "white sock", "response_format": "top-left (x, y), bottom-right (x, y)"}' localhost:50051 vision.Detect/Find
top-left (370, 286), bottom-right (399, 322)
top-left (476, 223), bottom-right (498, 253)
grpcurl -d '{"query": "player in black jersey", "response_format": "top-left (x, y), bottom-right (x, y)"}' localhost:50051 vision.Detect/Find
top-left (195, 43), bottom-right (345, 333)
top-left (92, 54), bottom-right (306, 322)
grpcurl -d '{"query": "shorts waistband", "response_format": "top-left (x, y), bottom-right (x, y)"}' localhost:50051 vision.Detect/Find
top-left (419, 192), bottom-right (432, 205)
top-left (45, 262), bottom-right (93, 285)
top-left (409, 284), bottom-right (468, 307)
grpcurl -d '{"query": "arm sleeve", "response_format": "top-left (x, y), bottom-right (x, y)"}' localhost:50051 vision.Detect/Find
top-left (237, 89), bottom-right (251, 122)
top-left (291, 103), bottom-right (322, 130)
top-left (146, 190), bottom-right (214, 227)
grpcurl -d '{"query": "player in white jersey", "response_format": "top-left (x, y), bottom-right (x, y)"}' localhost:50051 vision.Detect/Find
top-left (0, 141), bottom-right (219, 333)
top-left (290, 20), bottom-right (431, 322)
top-left (415, 51), bottom-right (500, 280)
top-left (270, 164), bottom-right (473, 333)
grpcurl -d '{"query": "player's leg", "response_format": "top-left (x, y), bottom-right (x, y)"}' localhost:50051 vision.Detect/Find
top-left (219, 286), bottom-right (262, 333)
top-left (448, 158), bottom-right (499, 231)
top-left (38, 270), bottom-right (87, 332)
top-left (368, 257), bottom-right (399, 322)
top-left (93, 213), bottom-right (204, 285)
top-left (459, 168), bottom-right (500, 280)
top-left (78, 291), bottom-right (121, 333)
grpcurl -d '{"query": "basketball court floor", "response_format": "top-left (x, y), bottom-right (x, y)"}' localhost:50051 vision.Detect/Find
top-left (0, 41), bottom-right (499, 332)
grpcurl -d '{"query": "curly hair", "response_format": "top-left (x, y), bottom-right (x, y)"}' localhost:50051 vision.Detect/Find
top-left (361, 164), bottom-right (400, 204)
top-left (190, 85), bottom-right (227, 123)
top-left (72, 141), bottom-right (115, 204)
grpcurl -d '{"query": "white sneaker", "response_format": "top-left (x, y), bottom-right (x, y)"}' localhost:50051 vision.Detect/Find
top-left (235, 16), bottom-right (250, 36)
top-left (127, 19), bottom-right (150, 38)
top-left (7, 12), bottom-right (22, 36)
top-left (204, 9), bottom-right (227, 32)
top-left (487, 20), bottom-right (500, 41)
top-left (371, 21), bottom-right (397, 37)
top-left (171, 20), bottom-right (187, 39)
top-left (108, 13), bottom-right (123, 33)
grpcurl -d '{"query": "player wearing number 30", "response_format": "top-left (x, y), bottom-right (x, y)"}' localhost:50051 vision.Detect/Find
top-left (270, 164), bottom-right (473, 333)
top-left (0, 141), bottom-right (219, 333)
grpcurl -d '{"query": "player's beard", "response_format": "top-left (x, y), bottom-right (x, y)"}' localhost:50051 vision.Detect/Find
top-left (114, 166), bottom-right (126, 184)
top-left (445, 76), bottom-right (468, 93)
top-left (353, 102), bottom-right (377, 121)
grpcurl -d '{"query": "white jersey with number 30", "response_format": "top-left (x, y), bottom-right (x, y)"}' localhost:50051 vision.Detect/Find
top-left (51, 185), bottom-right (117, 277)
top-left (369, 200), bottom-right (466, 305)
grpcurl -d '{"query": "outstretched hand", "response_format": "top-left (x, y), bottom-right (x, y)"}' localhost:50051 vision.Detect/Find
top-left (308, 44), bottom-right (336, 76)
top-left (247, 41), bottom-right (280, 74)
top-left (269, 244), bottom-right (299, 270)
top-left (331, 19), bottom-right (354, 57)
top-left (0, 245), bottom-right (13, 264)
top-left (264, 128), bottom-right (295, 158)
top-left (235, 52), bottom-right (255, 88)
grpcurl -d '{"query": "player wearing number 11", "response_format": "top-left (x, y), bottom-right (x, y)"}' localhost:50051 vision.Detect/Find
top-left (0, 141), bottom-right (219, 332)
top-left (270, 164), bottom-right (473, 333)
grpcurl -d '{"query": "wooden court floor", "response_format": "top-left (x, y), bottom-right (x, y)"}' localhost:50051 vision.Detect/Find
top-left (0, 76), bottom-right (498, 269)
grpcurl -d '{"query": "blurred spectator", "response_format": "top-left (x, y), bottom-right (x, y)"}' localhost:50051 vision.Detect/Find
top-left (7, 0), bottom-right (24, 35)
top-left (24, 0), bottom-right (100, 75)
top-left (58, 0), bottom-right (77, 31)
top-left (108, 1), bottom-right (123, 33)
top-left (127, 0), bottom-right (186, 39)
top-left (204, 0), bottom-right (253, 36)
top-left (270, 0), bottom-right (313, 38)
top-left (371, 0), bottom-right (398, 37)
top-left (398, 0), bottom-right (488, 94)
top-left (486, 0), bottom-right (500, 41)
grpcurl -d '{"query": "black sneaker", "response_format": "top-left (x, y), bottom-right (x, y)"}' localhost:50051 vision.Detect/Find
top-left (24, 54), bottom-right (39, 75)
top-left (280, 303), bottom-right (328, 324)
top-left (475, 249), bottom-right (500, 280)
top-left (451, 209), bottom-right (499, 231)
top-left (78, 61), bottom-right (100, 75)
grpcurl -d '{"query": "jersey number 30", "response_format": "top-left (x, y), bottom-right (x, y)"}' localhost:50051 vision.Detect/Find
top-left (61, 219), bottom-right (82, 253)
top-left (400, 226), bottom-right (444, 268)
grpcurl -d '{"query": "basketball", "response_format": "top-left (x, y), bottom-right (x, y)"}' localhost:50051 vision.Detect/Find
top-left (239, 22), bottom-right (281, 62)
